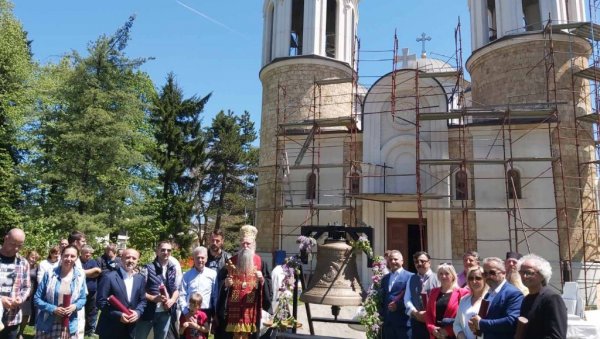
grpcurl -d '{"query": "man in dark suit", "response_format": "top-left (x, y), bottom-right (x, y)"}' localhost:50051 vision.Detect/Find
top-left (469, 257), bottom-right (524, 339)
top-left (518, 254), bottom-right (567, 339)
top-left (96, 248), bottom-right (147, 339)
top-left (379, 250), bottom-right (414, 339)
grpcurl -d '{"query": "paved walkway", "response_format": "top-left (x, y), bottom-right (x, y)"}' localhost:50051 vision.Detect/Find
top-left (291, 303), bottom-right (365, 338)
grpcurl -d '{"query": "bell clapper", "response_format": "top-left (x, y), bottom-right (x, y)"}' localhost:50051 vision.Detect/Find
top-left (331, 305), bottom-right (341, 320)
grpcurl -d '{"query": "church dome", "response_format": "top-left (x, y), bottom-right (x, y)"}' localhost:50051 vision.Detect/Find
top-left (414, 57), bottom-right (455, 74)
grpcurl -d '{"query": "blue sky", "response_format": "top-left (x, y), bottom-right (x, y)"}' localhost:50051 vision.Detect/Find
top-left (13, 1), bottom-right (470, 129)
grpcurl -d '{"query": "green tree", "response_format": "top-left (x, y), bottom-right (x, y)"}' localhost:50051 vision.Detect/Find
top-left (203, 110), bottom-right (257, 230)
top-left (29, 16), bottom-right (158, 238)
top-left (150, 72), bottom-right (211, 252)
top-left (0, 0), bottom-right (34, 233)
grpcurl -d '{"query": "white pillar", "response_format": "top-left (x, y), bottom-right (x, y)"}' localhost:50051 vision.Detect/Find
top-left (469, 0), bottom-right (489, 50)
top-left (496, 0), bottom-right (523, 37)
top-left (340, 1), bottom-right (348, 62)
top-left (273, 0), bottom-right (292, 58)
top-left (303, 0), bottom-right (317, 55)
top-left (539, 0), bottom-right (565, 25)
top-left (566, 0), bottom-right (587, 22)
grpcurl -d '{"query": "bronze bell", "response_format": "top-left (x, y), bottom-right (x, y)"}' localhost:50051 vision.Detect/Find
top-left (300, 239), bottom-right (363, 306)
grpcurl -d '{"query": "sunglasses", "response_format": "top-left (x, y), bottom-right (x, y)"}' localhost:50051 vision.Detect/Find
top-left (468, 276), bottom-right (484, 281)
top-left (483, 270), bottom-right (501, 276)
top-left (414, 259), bottom-right (430, 264)
top-left (518, 270), bottom-right (538, 277)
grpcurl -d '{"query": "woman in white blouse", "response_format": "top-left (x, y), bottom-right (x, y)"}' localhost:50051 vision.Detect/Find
top-left (37, 246), bottom-right (61, 284)
top-left (453, 266), bottom-right (488, 339)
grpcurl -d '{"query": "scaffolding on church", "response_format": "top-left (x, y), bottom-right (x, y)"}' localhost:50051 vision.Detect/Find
top-left (353, 15), bottom-right (600, 303)
top-left (261, 5), bottom-right (600, 305)
top-left (266, 36), bottom-right (363, 259)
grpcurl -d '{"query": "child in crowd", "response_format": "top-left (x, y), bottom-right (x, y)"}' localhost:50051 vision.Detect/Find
top-left (179, 292), bottom-right (208, 339)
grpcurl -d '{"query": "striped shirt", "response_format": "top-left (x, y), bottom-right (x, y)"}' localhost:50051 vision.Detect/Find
top-left (0, 254), bottom-right (31, 326)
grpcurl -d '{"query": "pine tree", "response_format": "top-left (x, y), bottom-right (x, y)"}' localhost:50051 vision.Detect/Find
top-left (204, 110), bottom-right (257, 230)
top-left (31, 16), bottom-right (158, 237)
top-left (150, 72), bottom-right (210, 251)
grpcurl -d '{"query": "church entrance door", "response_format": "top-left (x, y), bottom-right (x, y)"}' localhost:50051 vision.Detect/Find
top-left (386, 218), bottom-right (427, 273)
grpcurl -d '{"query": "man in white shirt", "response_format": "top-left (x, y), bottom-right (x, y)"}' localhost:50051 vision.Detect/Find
top-left (96, 248), bottom-right (146, 339)
top-left (179, 246), bottom-right (217, 324)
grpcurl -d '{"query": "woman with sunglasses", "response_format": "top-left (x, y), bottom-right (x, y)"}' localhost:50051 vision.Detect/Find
top-left (453, 267), bottom-right (488, 339)
top-left (426, 263), bottom-right (470, 339)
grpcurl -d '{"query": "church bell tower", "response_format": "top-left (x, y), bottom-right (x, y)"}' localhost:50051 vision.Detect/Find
top-left (256, 0), bottom-right (359, 254)
top-left (466, 0), bottom-right (596, 275)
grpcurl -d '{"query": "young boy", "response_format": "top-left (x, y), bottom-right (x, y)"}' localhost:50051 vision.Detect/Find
top-left (179, 292), bottom-right (208, 339)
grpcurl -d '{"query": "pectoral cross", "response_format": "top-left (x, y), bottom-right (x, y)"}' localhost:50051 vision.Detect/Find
top-left (416, 32), bottom-right (431, 58)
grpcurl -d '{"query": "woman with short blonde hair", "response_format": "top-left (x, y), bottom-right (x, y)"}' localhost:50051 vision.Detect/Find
top-left (425, 263), bottom-right (469, 339)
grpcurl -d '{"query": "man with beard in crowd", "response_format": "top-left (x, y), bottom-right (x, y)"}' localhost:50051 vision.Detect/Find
top-left (215, 225), bottom-right (272, 339)
top-left (206, 229), bottom-right (231, 272)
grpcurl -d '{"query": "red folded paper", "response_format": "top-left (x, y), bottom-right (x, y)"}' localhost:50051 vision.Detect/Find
top-left (474, 299), bottom-right (489, 336)
top-left (420, 293), bottom-right (428, 309)
top-left (159, 283), bottom-right (170, 299)
top-left (62, 294), bottom-right (71, 328)
top-left (108, 295), bottom-right (133, 315)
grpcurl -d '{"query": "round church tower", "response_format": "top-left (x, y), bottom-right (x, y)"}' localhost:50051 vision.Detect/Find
top-left (466, 0), bottom-right (595, 268)
top-left (256, 0), bottom-right (359, 253)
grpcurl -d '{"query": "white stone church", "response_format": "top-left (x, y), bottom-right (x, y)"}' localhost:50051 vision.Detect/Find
top-left (255, 0), bottom-right (600, 303)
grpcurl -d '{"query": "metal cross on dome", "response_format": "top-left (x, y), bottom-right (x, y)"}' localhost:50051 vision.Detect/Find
top-left (417, 32), bottom-right (431, 58)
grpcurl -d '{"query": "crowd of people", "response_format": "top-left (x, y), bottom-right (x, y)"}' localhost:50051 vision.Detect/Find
top-left (0, 225), bottom-right (272, 339)
top-left (0, 224), bottom-right (571, 339)
top-left (379, 249), bottom-right (568, 339)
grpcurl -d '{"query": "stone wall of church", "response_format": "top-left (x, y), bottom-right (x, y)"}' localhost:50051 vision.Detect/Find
top-left (467, 33), bottom-right (598, 262)
top-left (448, 129), bottom-right (477, 258)
top-left (256, 57), bottom-right (355, 252)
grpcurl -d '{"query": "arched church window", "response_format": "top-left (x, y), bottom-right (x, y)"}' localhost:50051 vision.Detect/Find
top-left (487, 0), bottom-right (497, 41)
top-left (349, 171), bottom-right (360, 195)
top-left (455, 170), bottom-right (468, 200)
top-left (522, 0), bottom-right (542, 31)
top-left (306, 172), bottom-right (317, 200)
top-left (507, 169), bottom-right (522, 199)
top-left (290, 0), bottom-right (304, 56)
top-left (325, 0), bottom-right (337, 58)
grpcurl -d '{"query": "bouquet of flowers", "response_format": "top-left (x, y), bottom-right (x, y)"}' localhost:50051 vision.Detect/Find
top-left (358, 254), bottom-right (386, 339)
top-left (271, 256), bottom-right (302, 330)
top-left (296, 235), bottom-right (317, 252)
top-left (351, 234), bottom-right (374, 259)
top-left (296, 235), bottom-right (317, 264)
